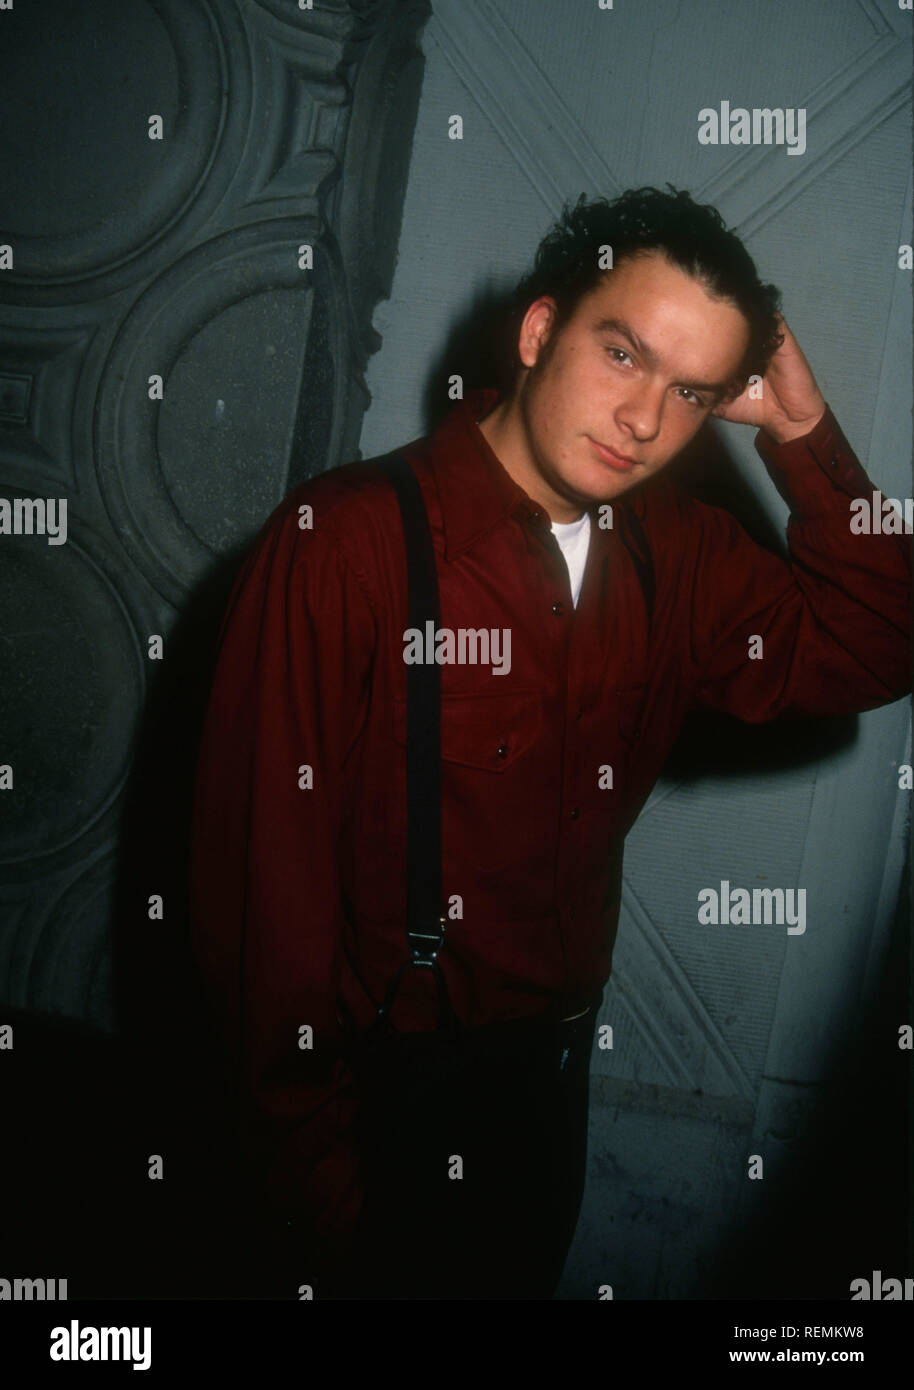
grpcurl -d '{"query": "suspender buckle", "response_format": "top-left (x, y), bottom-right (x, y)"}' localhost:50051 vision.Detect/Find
top-left (406, 914), bottom-right (446, 963)
top-left (375, 915), bottom-right (454, 1034)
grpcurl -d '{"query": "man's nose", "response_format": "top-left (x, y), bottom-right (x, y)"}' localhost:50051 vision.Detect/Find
top-left (616, 382), bottom-right (665, 442)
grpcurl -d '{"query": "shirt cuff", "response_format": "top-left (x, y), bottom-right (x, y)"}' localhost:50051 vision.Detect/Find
top-left (753, 404), bottom-right (873, 522)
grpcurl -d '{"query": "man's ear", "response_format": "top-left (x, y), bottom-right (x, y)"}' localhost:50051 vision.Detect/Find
top-left (519, 296), bottom-right (558, 369)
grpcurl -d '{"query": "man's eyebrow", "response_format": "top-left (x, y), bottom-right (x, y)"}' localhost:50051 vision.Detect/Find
top-left (592, 316), bottom-right (730, 395)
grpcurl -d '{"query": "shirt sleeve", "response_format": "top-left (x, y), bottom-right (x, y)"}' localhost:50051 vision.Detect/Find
top-left (684, 405), bottom-right (912, 720)
top-left (189, 489), bottom-right (376, 1268)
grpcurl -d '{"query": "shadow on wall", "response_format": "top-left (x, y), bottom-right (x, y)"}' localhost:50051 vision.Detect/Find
top-left (1, 542), bottom-right (265, 1298)
top-left (697, 854), bottom-right (911, 1300)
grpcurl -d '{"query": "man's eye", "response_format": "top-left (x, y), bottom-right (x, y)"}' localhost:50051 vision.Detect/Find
top-left (604, 348), bottom-right (707, 407)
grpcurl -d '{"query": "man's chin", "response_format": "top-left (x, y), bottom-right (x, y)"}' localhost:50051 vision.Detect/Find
top-left (567, 474), bottom-right (639, 507)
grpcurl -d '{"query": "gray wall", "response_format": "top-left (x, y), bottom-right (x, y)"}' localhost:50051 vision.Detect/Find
top-left (358, 0), bottom-right (913, 1298)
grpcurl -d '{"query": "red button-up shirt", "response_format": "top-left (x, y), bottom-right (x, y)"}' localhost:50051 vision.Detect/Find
top-left (189, 386), bottom-right (911, 1262)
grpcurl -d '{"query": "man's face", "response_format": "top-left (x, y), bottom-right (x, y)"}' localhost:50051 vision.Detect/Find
top-left (509, 250), bottom-right (752, 514)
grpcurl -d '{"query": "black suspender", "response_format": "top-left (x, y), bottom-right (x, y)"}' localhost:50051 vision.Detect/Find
top-left (371, 452), bottom-right (455, 1034)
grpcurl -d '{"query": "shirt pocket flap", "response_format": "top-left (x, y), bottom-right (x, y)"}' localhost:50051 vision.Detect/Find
top-left (393, 692), bottom-right (546, 771)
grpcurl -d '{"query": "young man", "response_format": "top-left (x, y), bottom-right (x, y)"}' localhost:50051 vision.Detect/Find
top-left (189, 187), bottom-right (911, 1300)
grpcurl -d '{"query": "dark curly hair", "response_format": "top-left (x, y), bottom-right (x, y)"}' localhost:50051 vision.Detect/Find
top-left (500, 186), bottom-right (783, 401)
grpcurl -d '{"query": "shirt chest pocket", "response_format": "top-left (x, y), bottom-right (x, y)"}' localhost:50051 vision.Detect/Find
top-left (391, 691), bottom-right (551, 873)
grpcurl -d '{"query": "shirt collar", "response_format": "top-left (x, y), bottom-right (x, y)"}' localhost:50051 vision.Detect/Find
top-left (424, 386), bottom-right (555, 562)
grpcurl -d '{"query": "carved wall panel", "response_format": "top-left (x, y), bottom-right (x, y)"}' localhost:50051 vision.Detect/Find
top-left (0, 0), bottom-right (431, 1031)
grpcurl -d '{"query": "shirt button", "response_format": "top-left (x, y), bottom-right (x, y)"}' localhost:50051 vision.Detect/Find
top-left (496, 743), bottom-right (508, 758)
top-left (570, 807), bottom-right (580, 820)
top-left (568, 905), bottom-right (577, 920)
top-left (552, 601), bottom-right (564, 615)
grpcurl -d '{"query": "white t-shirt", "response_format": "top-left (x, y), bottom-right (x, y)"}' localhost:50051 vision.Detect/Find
top-left (550, 511), bottom-right (592, 608)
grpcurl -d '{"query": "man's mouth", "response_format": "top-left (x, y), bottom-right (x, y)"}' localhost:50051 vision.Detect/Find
top-left (587, 436), bottom-right (641, 472)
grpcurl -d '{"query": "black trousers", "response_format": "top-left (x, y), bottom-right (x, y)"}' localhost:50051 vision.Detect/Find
top-left (325, 993), bottom-right (602, 1300)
